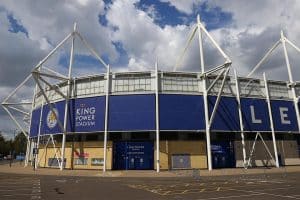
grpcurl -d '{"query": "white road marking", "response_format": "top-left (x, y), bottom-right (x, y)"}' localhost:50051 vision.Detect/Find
top-left (197, 193), bottom-right (262, 200)
top-left (230, 188), bottom-right (300, 199)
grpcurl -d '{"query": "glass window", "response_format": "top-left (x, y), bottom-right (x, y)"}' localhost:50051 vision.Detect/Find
top-left (74, 157), bottom-right (88, 165)
top-left (91, 158), bottom-right (104, 166)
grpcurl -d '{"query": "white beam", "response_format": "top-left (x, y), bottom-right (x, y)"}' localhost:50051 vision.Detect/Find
top-left (5, 105), bottom-right (29, 116)
top-left (246, 132), bottom-right (259, 168)
top-left (32, 71), bottom-right (68, 81)
top-left (103, 65), bottom-right (110, 173)
top-left (2, 102), bottom-right (32, 106)
top-left (204, 62), bottom-right (230, 76)
top-left (263, 73), bottom-right (279, 168)
top-left (207, 68), bottom-right (226, 93)
top-left (61, 23), bottom-right (76, 171)
top-left (38, 76), bottom-right (67, 99)
top-left (198, 22), bottom-right (231, 62)
top-left (2, 74), bottom-right (32, 104)
top-left (234, 70), bottom-right (247, 168)
top-left (2, 106), bottom-right (28, 137)
top-left (247, 40), bottom-right (281, 78)
top-left (75, 32), bottom-right (108, 69)
top-left (155, 61), bottom-right (160, 172)
top-left (197, 15), bottom-right (212, 171)
top-left (286, 38), bottom-right (300, 54)
top-left (209, 68), bottom-right (230, 126)
top-left (174, 25), bottom-right (198, 72)
top-left (42, 66), bottom-right (69, 79)
top-left (33, 33), bottom-right (72, 70)
top-left (281, 31), bottom-right (300, 133)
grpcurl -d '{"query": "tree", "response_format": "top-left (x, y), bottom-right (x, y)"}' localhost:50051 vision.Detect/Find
top-left (13, 132), bottom-right (27, 155)
top-left (0, 132), bottom-right (10, 156)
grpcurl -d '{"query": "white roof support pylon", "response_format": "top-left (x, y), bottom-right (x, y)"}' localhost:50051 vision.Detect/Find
top-left (2, 21), bottom-right (109, 154)
top-left (246, 31), bottom-right (300, 133)
top-left (28, 23), bottom-right (109, 171)
top-left (30, 22), bottom-right (110, 134)
top-left (246, 30), bottom-right (299, 81)
top-left (174, 14), bottom-right (232, 73)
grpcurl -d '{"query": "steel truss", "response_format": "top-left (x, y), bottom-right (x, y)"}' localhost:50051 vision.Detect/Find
top-left (2, 16), bottom-right (300, 173)
top-left (243, 31), bottom-right (300, 168)
top-left (2, 23), bottom-right (109, 171)
top-left (173, 15), bottom-right (232, 171)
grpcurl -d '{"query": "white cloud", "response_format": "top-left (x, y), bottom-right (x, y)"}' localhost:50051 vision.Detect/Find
top-left (160, 0), bottom-right (202, 14)
top-left (205, 0), bottom-right (300, 79)
top-left (1, 0), bottom-right (118, 61)
top-left (106, 0), bottom-right (211, 71)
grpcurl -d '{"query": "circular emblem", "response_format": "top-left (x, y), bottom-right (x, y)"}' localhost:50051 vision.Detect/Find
top-left (46, 109), bottom-right (58, 129)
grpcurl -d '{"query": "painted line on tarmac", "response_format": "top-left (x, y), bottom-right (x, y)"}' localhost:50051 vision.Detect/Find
top-left (0, 189), bottom-right (34, 192)
top-left (0, 193), bottom-right (37, 197)
top-left (196, 193), bottom-right (262, 200)
top-left (31, 179), bottom-right (41, 200)
top-left (229, 188), bottom-right (300, 199)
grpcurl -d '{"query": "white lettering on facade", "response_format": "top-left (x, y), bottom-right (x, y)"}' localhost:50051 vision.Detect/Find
top-left (250, 105), bottom-right (262, 124)
top-left (75, 106), bottom-right (96, 127)
top-left (279, 107), bottom-right (291, 124)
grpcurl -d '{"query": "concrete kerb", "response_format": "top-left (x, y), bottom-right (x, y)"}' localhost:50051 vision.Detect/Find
top-left (0, 162), bottom-right (300, 178)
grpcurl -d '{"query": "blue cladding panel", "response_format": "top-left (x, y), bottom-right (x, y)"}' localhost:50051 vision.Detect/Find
top-left (113, 141), bottom-right (154, 170)
top-left (211, 141), bottom-right (235, 168)
top-left (108, 94), bottom-right (156, 131)
top-left (29, 108), bottom-right (41, 137)
top-left (208, 96), bottom-right (240, 131)
top-left (271, 100), bottom-right (298, 132)
top-left (159, 94), bottom-right (205, 130)
top-left (241, 98), bottom-right (270, 131)
top-left (41, 101), bottom-right (66, 135)
top-left (67, 96), bottom-right (105, 132)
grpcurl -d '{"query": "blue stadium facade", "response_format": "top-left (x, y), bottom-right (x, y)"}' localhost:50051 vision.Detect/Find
top-left (4, 17), bottom-right (299, 172)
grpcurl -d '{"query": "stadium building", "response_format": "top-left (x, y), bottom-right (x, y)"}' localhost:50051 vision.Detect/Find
top-left (2, 16), bottom-right (300, 172)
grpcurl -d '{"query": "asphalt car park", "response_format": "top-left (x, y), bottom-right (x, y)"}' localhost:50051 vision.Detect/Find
top-left (0, 171), bottom-right (299, 200)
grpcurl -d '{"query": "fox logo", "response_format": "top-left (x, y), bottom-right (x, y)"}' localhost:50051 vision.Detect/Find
top-left (46, 108), bottom-right (58, 129)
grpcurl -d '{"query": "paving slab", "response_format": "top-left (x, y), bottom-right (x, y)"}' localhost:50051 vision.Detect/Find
top-left (0, 161), bottom-right (299, 178)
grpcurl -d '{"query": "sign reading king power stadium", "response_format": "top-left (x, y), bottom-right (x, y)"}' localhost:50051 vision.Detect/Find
top-left (68, 96), bottom-right (105, 132)
top-left (29, 94), bottom-right (299, 137)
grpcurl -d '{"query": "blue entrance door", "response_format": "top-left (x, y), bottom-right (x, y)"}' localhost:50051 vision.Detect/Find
top-left (113, 141), bottom-right (154, 170)
top-left (211, 141), bottom-right (235, 169)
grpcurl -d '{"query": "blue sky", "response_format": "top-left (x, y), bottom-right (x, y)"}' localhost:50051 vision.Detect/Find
top-left (0, 0), bottom-right (300, 138)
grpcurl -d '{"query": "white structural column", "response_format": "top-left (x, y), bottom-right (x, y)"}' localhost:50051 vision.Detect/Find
top-left (234, 70), bottom-right (247, 167)
top-left (35, 87), bottom-right (45, 169)
top-left (281, 32), bottom-right (300, 133)
top-left (61, 23), bottom-right (76, 171)
top-left (25, 138), bottom-right (31, 166)
top-left (25, 80), bottom-right (38, 167)
top-left (155, 62), bottom-right (160, 172)
top-left (197, 15), bottom-right (212, 171)
top-left (263, 73), bottom-right (279, 168)
top-left (103, 65), bottom-right (110, 172)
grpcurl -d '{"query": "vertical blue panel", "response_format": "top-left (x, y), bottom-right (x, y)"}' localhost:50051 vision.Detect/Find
top-left (271, 100), bottom-right (298, 132)
top-left (211, 141), bottom-right (235, 168)
top-left (67, 96), bottom-right (105, 132)
top-left (241, 98), bottom-right (270, 131)
top-left (208, 96), bottom-right (240, 131)
top-left (41, 101), bottom-right (66, 135)
top-left (113, 141), bottom-right (154, 170)
top-left (29, 108), bottom-right (41, 137)
top-left (159, 94), bottom-right (205, 130)
top-left (109, 94), bottom-right (155, 131)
